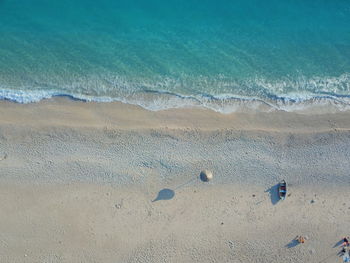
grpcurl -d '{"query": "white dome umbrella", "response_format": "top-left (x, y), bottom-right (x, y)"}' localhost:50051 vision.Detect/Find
top-left (200, 170), bottom-right (213, 182)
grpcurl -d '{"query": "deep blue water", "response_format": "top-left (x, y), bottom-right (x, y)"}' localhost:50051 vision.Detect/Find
top-left (0, 0), bottom-right (349, 111)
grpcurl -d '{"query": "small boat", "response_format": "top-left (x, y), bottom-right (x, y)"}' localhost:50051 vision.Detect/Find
top-left (278, 180), bottom-right (287, 200)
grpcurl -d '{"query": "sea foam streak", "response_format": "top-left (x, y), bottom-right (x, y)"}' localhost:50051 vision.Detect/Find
top-left (1, 74), bottom-right (350, 113)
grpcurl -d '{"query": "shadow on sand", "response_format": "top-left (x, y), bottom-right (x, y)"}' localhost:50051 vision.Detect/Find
top-left (152, 189), bottom-right (175, 202)
top-left (152, 178), bottom-right (197, 202)
top-left (333, 239), bottom-right (344, 248)
top-left (265, 183), bottom-right (280, 205)
top-left (286, 238), bottom-right (299, 248)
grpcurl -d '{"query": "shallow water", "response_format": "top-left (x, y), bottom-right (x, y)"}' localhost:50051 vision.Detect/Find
top-left (0, 0), bottom-right (349, 112)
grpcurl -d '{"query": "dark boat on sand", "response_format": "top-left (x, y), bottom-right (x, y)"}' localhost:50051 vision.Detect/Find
top-left (278, 180), bottom-right (287, 200)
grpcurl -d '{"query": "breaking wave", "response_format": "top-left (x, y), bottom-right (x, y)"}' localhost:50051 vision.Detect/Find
top-left (1, 74), bottom-right (350, 114)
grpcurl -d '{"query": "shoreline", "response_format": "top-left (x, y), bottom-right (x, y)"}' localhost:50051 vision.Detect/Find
top-left (1, 74), bottom-right (350, 114)
top-left (1, 97), bottom-right (350, 132)
top-left (1, 98), bottom-right (350, 262)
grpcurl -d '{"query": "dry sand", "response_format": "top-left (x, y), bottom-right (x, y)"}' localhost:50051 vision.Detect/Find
top-left (0, 98), bottom-right (350, 262)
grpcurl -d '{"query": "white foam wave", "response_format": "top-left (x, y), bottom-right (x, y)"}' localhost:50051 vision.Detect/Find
top-left (1, 73), bottom-right (350, 113)
top-left (2, 87), bottom-right (350, 114)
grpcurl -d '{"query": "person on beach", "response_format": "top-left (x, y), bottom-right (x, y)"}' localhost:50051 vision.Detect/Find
top-left (343, 251), bottom-right (350, 263)
top-left (297, 236), bottom-right (305, 244)
top-left (343, 237), bottom-right (350, 247)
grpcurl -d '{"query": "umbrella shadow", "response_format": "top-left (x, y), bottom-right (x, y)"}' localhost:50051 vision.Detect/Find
top-left (152, 188), bottom-right (175, 202)
top-left (152, 178), bottom-right (197, 202)
top-left (265, 183), bottom-right (280, 205)
top-left (286, 238), bottom-right (299, 248)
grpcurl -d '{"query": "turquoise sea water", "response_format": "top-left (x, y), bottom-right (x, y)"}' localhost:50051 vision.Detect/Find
top-left (0, 0), bottom-right (349, 112)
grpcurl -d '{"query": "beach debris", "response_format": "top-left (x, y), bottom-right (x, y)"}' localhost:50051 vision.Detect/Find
top-left (228, 241), bottom-right (234, 250)
top-left (115, 199), bottom-right (124, 209)
top-left (200, 170), bottom-right (213, 182)
top-left (0, 153), bottom-right (7, 161)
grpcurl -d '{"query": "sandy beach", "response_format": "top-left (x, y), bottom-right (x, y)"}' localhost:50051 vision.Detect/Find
top-left (1, 98), bottom-right (350, 263)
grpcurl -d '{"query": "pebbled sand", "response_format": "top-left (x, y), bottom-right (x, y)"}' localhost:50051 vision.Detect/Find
top-left (0, 98), bottom-right (350, 263)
